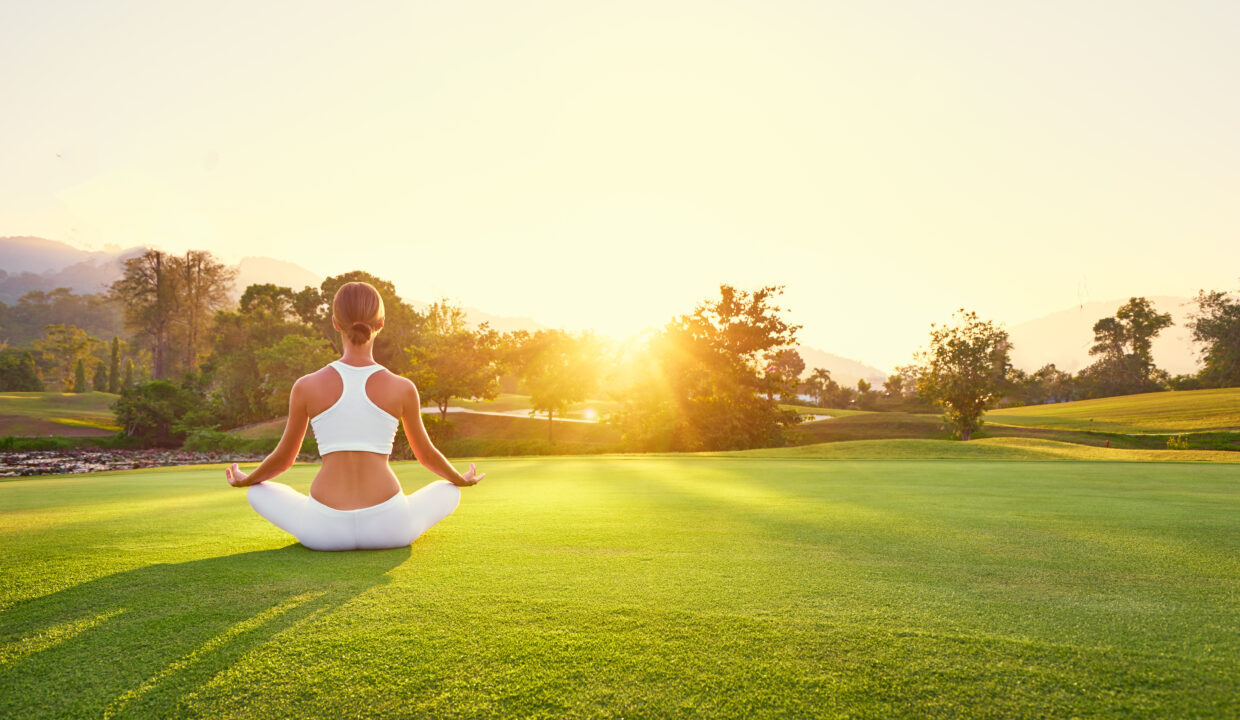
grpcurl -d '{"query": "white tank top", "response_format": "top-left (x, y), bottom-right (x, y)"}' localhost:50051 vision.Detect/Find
top-left (309, 360), bottom-right (400, 455)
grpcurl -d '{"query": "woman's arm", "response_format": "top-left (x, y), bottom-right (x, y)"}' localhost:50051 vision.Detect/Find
top-left (399, 380), bottom-right (484, 487)
top-left (226, 378), bottom-right (310, 488)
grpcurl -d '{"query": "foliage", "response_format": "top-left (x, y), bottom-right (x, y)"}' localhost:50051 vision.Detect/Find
top-left (764, 348), bottom-right (805, 400)
top-left (91, 360), bottom-right (108, 391)
top-left (612, 285), bottom-right (802, 451)
top-left (31, 323), bottom-right (93, 390)
top-left (1078, 297), bottom-right (1172, 398)
top-left (72, 359), bottom-right (88, 393)
top-left (406, 301), bottom-right (502, 421)
top-left (112, 380), bottom-right (202, 446)
top-left (1166, 434), bottom-right (1190, 450)
top-left (109, 249), bottom-right (234, 380)
top-left (0, 288), bottom-right (125, 346)
top-left (108, 336), bottom-right (121, 393)
top-left (254, 335), bottom-right (336, 418)
top-left (513, 330), bottom-right (603, 441)
top-left (915, 309), bottom-right (1011, 441)
top-left (1187, 288), bottom-right (1240, 388)
top-left (307, 271), bottom-right (424, 373)
top-left (0, 349), bottom-right (44, 391)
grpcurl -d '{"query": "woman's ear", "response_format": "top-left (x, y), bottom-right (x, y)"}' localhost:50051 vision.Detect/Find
top-left (374, 317), bottom-right (385, 330)
top-left (330, 316), bottom-right (341, 333)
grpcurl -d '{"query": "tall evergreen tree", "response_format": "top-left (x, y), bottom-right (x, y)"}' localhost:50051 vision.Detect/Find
top-left (123, 358), bottom-right (135, 389)
top-left (73, 359), bottom-right (88, 393)
top-left (92, 361), bottom-right (108, 391)
top-left (108, 336), bottom-right (121, 393)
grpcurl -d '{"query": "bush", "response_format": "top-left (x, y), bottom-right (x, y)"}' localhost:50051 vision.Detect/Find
top-left (112, 380), bottom-right (201, 446)
top-left (0, 349), bottom-right (44, 391)
top-left (0, 435), bottom-right (74, 451)
top-left (182, 428), bottom-right (319, 457)
top-left (1166, 434), bottom-right (1190, 450)
top-left (391, 414), bottom-right (456, 460)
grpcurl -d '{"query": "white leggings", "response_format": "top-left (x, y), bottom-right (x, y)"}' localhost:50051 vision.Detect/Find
top-left (246, 480), bottom-right (461, 551)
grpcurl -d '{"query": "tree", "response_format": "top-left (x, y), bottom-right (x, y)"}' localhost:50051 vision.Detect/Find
top-left (764, 348), bottom-right (805, 401)
top-left (73, 359), bottom-right (88, 393)
top-left (112, 379), bottom-right (199, 446)
top-left (123, 358), bottom-right (135, 389)
top-left (255, 335), bottom-right (337, 418)
top-left (516, 330), bottom-right (602, 441)
top-left (405, 301), bottom-right (501, 421)
top-left (883, 374), bottom-right (904, 399)
top-left (311, 272), bottom-right (423, 373)
top-left (613, 285), bottom-right (802, 451)
top-left (856, 377), bottom-right (880, 410)
top-left (915, 310), bottom-right (1011, 441)
top-left (108, 336), bottom-right (121, 393)
top-left (110, 250), bottom-right (178, 379)
top-left (92, 360), bottom-right (108, 391)
top-left (0, 349), bottom-right (44, 391)
top-left (174, 250), bottom-right (236, 372)
top-left (32, 324), bottom-right (91, 390)
top-left (1187, 288), bottom-right (1240, 388)
top-left (1079, 297), bottom-right (1172, 397)
top-left (803, 368), bottom-right (834, 407)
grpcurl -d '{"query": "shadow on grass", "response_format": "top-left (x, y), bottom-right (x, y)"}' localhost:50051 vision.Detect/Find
top-left (0, 544), bottom-right (410, 719)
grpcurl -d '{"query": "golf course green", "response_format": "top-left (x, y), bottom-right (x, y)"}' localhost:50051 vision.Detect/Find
top-left (2, 452), bottom-right (1237, 718)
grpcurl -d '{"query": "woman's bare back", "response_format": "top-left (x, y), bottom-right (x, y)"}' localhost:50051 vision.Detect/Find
top-left (302, 363), bottom-right (412, 510)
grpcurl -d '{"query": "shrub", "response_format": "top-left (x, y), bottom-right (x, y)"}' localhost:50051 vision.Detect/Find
top-left (1166, 435), bottom-right (1190, 450)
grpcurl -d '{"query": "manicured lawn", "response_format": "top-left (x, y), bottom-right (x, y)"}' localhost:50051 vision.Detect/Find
top-left (988, 387), bottom-right (1240, 433)
top-left (0, 391), bottom-right (120, 436)
top-left (2, 453), bottom-right (1238, 718)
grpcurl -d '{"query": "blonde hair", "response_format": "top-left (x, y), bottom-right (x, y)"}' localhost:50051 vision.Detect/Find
top-left (332, 282), bottom-right (385, 345)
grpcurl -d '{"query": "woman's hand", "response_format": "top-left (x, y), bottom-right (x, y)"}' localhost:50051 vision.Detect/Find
top-left (455, 462), bottom-right (485, 487)
top-left (225, 463), bottom-right (251, 487)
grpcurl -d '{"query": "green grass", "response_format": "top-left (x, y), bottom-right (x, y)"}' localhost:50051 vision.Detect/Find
top-left (0, 391), bottom-right (120, 436)
top-left (989, 387), bottom-right (1240, 434)
top-left (455, 393), bottom-right (621, 420)
top-left (780, 403), bottom-right (872, 418)
top-left (2, 453), bottom-right (1238, 718)
top-left (732, 437), bottom-right (1240, 462)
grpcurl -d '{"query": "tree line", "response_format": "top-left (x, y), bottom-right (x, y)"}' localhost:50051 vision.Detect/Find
top-left (2, 245), bottom-right (1238, 450)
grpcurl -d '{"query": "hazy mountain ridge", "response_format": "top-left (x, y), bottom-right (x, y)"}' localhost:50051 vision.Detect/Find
top-left (795, 346), bottom-right (887, 387)
top-left (1007, 296), bottom-right (1200, 376)
top-left (0, 237), bottom-right (548, 334)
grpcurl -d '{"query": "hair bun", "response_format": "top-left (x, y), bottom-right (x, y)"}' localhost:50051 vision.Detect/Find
top-left (351, 321), bottom-right (370, 332)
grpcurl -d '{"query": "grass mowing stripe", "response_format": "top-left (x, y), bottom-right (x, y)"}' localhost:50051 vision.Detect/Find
top-left (1, 455), bottom-right (1237, 718)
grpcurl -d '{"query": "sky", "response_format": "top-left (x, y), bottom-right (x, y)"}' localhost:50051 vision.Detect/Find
top-left (2, 0), bottom-right (1238, 371)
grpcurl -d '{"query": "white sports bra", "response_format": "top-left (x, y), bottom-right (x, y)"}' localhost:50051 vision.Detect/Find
top-left (309, 360), bottom-right (400, 455)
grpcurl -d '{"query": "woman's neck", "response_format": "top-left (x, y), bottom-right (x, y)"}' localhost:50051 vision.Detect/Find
top-left (339, 344), bottom-right (376, 366)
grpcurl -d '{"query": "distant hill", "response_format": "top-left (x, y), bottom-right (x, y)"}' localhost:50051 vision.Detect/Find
top-left (233, 256), bottom-right (323, 298)
top-left (795, 346), bottom-right (887, 387)
top-left (1007, 296), bottom-right (1199, 376)
top-left (0, 236), bottom-right (552, 334)
top-left (0, 237), bottom-right (147, 302)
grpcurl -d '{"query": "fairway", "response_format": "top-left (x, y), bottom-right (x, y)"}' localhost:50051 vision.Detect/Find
top-left (988, 387), bottom-right (1240, 434)
top-left (0, 391), bottom-right (121, 436)
top-left (2, 455), bottom-right (1238, 718)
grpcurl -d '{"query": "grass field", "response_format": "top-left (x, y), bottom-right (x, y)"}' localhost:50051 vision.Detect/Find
top-left (989, 387), bottom-right (1240, 434)
top-left (2, 451), bottom-right (1238, 718)
top-left (0, 391), bottom-right (120, 436)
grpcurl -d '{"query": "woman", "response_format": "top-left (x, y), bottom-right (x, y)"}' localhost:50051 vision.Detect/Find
top-left (225, 281), bottom-right (484, 551)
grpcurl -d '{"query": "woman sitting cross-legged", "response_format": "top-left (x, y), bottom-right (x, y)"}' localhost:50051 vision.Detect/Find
top-left (225, 280), bottom-right (483, 551)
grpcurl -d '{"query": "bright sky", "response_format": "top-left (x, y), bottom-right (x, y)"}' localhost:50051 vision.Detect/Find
top-left (2, 0), bottom-right (1237, 371)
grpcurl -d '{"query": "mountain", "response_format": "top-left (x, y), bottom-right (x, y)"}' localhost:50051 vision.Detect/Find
top-left (795, 346), bottom-right (887, 387)
top-left (0, 237), bottom-right (147, 303)
top-left (1007, 296), bottom-right (1199, 376)
top-left (233, 256), bottom-right (323, 298)
top-left (0, 236), bottom-right (116, 274)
